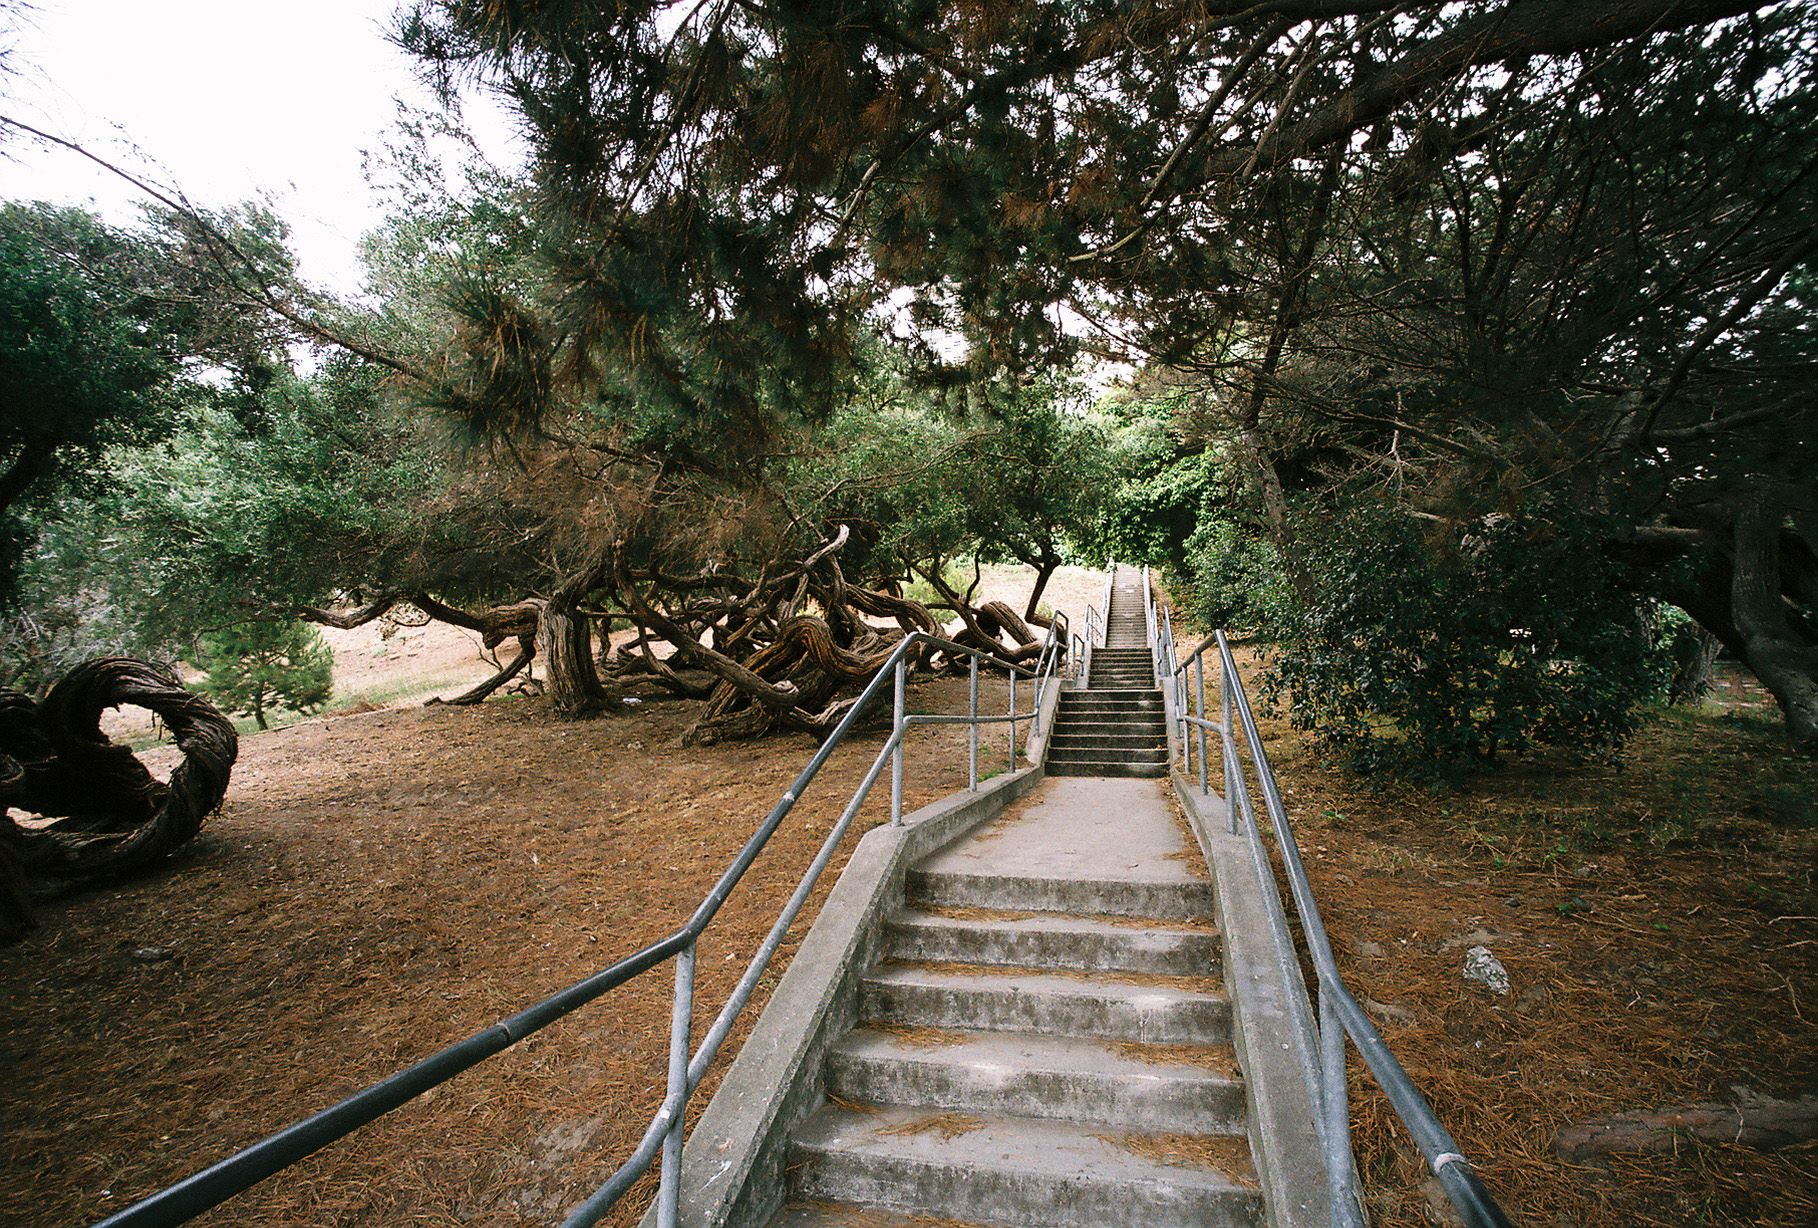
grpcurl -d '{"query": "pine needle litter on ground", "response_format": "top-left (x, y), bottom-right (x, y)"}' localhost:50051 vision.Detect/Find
top-left (790, 1202), bottom-right (981, 1228)
top-left (1105, 1040), bottom-right (1240, 1077)
top-left (1095, 1131), bottom-right (1258, 1184)
top-left (867, 1023), bottom-right (970, 1048)
top-left (874, 1113), bottom-right (984, 1141)
top-left (1223, 645), bottom-right (1818, 1228)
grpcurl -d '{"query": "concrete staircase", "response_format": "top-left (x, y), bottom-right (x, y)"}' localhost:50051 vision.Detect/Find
top-left (1049, 573), bottom-right (1168, 779)
top-left (745, 568), bottom-right (1264, 1228)
top-left (764, 778), bottom-right (1261, 1225)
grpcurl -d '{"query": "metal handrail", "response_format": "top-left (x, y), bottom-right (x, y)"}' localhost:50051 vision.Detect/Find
top-left (1079, 556), bottom-right (1115, 678)
top-left (1138, 569), bottom-right (1512, 1228)
top-left (93, 615), bottom-right (1069, 1228)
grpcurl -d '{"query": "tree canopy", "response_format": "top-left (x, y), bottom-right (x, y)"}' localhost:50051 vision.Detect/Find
top-left (1, 0), bottom-right (1811, 760)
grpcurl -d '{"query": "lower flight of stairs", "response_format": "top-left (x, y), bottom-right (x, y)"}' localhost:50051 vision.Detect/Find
top-left (764, 792), bottom-right (1261, 1228)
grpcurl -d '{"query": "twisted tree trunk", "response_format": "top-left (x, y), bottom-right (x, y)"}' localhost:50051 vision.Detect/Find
top-left (1732, 497), bottom-right (1818, 753)
top-left (540, 597), bottom-right (608, 716)
top-left (1, 658), bottom-right (237, 943)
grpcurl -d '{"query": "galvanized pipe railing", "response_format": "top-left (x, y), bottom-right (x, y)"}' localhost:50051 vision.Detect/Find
top-left (94, 616), bottom-right (1069, 1228)
top-left (1143, 588), bottom-right (1513, 1228)
top-left (1080, 557), bottom-right (1114, 679)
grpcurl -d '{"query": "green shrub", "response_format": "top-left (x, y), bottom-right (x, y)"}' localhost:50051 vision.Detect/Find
top-left (1180, 517), bottom-right (1293, 635)
top-left (1266, 505), bottom-right (1666, 773)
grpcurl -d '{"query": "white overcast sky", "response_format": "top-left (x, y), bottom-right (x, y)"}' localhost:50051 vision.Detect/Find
top-left (0, 0), bottom-right (522, 294)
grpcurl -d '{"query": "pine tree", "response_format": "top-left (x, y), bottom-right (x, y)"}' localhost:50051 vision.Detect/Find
top-left (194, 620), bottom-right (333, 730)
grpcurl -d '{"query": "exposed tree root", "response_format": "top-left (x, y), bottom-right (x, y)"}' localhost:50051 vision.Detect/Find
top-left (0, 658), bottom-right (237, 943)
top-left (1553, 1092), bottom-right (1818, 1160)
top-left (295, 529), bottom-right (1060, 745)
top-left (428, 634), bottom-right (536, 706)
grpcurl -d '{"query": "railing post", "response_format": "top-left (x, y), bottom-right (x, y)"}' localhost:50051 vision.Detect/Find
top-left (657, 942), bottom-right (696, 1228)
top-left (891, 656), bottom-right (906, 825)
top-left (1321, 987), bottom-right (1363, 1228)
top-left (1178, 670), bottom-right (1191, 773)
top-left (1179, 669), bottom-right (1191, 777)
top-left (1194, 654), bottom-right (1209, 795)
top-left (968, 655), bottom-right (979, 792)
top-left (1032, 638), bottom-right (1048, 741)
top-left (1221, 664), bottom-right (1237, 835)
top-left (1007, 667), bottom-right (1017, 766)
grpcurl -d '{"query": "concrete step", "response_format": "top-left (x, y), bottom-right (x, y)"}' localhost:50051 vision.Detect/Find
top-left (1049, 729), bottom-right (1167, 744)
top-left (1046, 744), bottom-right (1168, 761)
top-left (862, 964), bottom-right (1229, 1043)
top-left (1051, 714), bottom-right (1167, 728)
top-left (788, 1104), bottom-right (1260, 1228)
top-left (825, 1027), bottom-right (1245, 1133)
top-left (1047, 759), bottom-right (1169, 778)
top-left (1053, 709), bottom-right (1166, 722)
top-left (886, 909), bottom-right (1218, 975)
top-left (1048, 732), bottom-right (1167, 751)
top-left (1064, 691), bottom-right (1161, 706)
top-left (1054, 731), bottom-right (1163, 749)
top-left (1050, 716), bottom-right (1167, 731)
top-left (1047, 705), bottom-right (1156, 716)
top-left (765, 1204), bottom-right (992, 1228)
top-left (908, 867), bottom-right (1214, 919)
top-left (1047, 746), bottom-right (1170, 767)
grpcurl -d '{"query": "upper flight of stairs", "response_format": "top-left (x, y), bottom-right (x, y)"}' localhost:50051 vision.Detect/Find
top-left (764, 777), bottom-right (1262, 1228)
top-left (1049, 571), bottom-right (1169, 778)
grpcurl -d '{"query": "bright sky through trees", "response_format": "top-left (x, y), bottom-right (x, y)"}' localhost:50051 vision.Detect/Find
top-left (0, 0), bottom-right (520, 294)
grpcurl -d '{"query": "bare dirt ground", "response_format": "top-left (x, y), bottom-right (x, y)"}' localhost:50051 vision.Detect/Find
top-left (1, 566), bottom-right (1098, 1228)
top-left (1219, 643), bottom-right (1818, 1227)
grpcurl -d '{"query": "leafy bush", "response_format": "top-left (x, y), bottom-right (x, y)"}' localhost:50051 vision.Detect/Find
top-left (1179, 517), bottom-right (1294, 636)
top-left (1266, 505), bottom-right (1666, 773)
